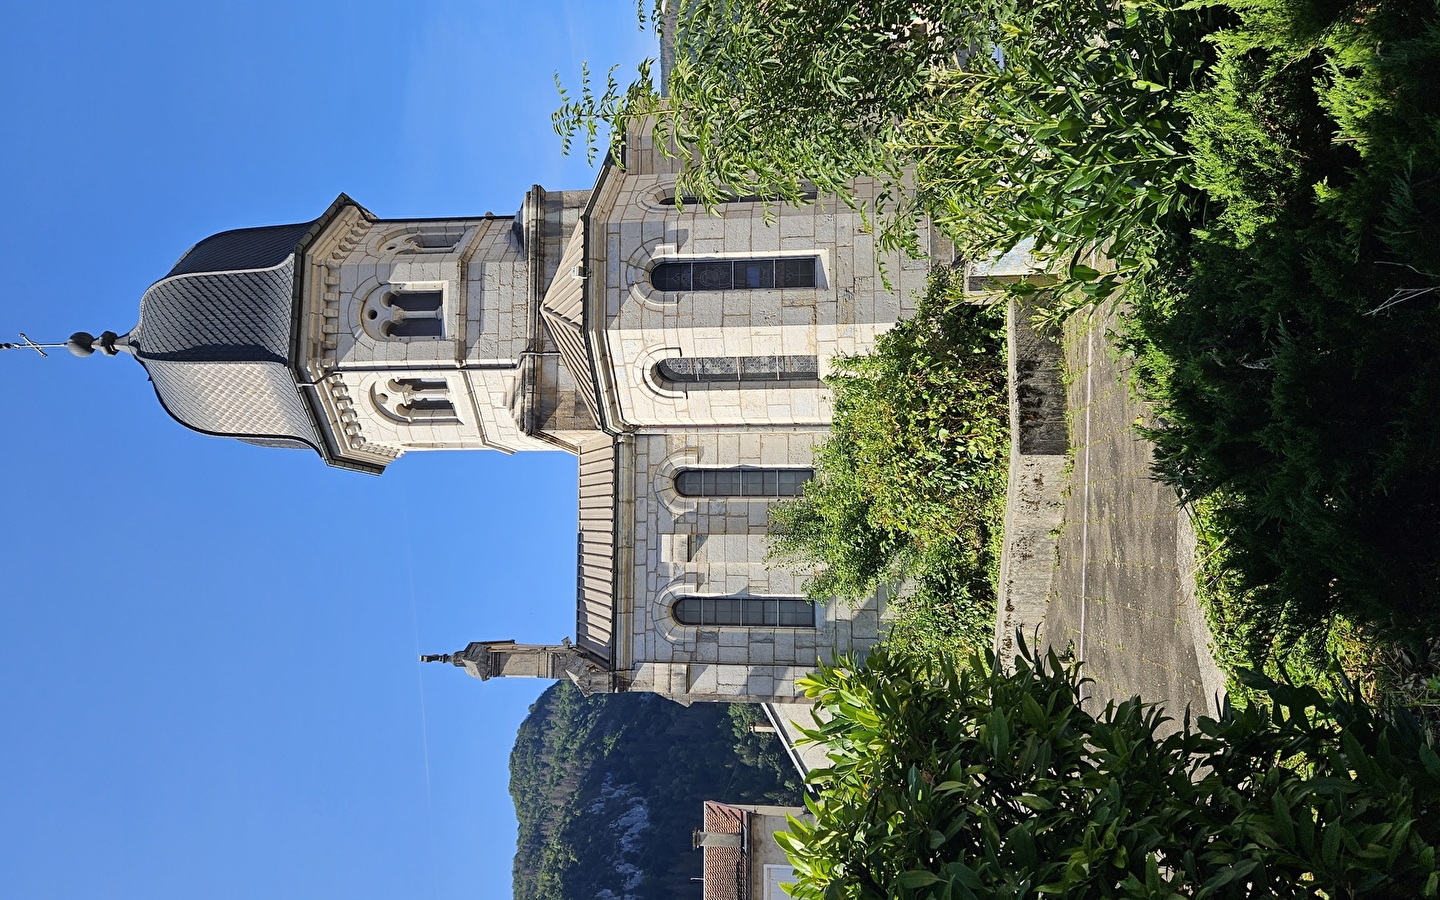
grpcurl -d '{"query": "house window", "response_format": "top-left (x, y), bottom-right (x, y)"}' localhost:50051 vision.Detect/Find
top-left (673, 596), bottom-right (815, 627)
top-left (365, 289), bottom-right (445, 339)
top-left (673, 468), bottom-right (813, 498)
top-left (651, 257), bottom-right (817, 292)
top-left (655, 355), bottom-right (821, 388)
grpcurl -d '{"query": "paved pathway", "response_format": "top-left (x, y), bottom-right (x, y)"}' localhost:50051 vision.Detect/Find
top-left (1041, 309), bottom-right (1227, 724)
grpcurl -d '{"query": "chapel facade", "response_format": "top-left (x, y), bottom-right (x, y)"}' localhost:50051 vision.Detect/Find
top-left (103, 124), bottom-right (945, 704)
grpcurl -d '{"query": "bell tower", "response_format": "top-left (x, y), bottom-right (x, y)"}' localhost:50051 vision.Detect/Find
top-left (31, 189), bottom-right (604, 474)
top-left (293, 188), bottom-right (599, 471)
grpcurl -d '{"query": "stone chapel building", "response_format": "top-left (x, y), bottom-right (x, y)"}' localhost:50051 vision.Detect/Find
top-left (93, 125), bottom-right (943, 704)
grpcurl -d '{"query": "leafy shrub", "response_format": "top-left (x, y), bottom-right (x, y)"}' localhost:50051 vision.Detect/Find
top-left (767, 268), bottom-right (1007, 652)
top-left (1122, 0), bottom-right (1440, 650)
top-left (557, 0), bottom-right (1440, 696)
top-left (557, 0), bottom-right (1223, 292)
top-left (778, 643), bottom-right (1440, 899)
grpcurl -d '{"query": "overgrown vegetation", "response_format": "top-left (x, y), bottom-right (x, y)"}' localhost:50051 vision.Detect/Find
top-left (780, 645), bottom-right (1440, 898)
top-left (557, 0), bottom-right (1221, 306)
top-left (509, 682), bottom-right (798, 900)
top-left (559, 0), bottom-right (1440, 697)
top-left (767, 267), bottom-right (1008, 655)
top-left (1117, 0), bottom-right (1440, 698)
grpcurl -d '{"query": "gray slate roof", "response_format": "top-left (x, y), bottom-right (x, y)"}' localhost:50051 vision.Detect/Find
top-left (167, 221), bottom-right (316, 278)
top-left (144, 358), bottom-right (319, 450)
top-left (539, 220), bottom-right (602, 423)
top-left (129, 202), bottom-right (361, 458)
top-left (575, 435), bottom-right (617, 664)
top-left (137, 257), bottom-right (296, 363)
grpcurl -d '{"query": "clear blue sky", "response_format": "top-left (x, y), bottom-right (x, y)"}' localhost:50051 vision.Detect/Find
top-left (0, 3), bottom-right (650, 897)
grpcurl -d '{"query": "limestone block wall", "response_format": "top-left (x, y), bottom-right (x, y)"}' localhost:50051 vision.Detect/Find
top-left (298, 202), bottom-right (569, 457)
top-left (619, 430), bottom-right (884, 703)
top-left (594, 172), bottom-right (931, 429)
top-left (318, 215), bottom-right (530, 369)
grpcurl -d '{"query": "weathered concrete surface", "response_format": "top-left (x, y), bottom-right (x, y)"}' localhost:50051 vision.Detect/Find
top-left (1040, 309), bottom-right (1227, 723)
top-left (762, 701), bottom-right (831, 778)
top-left (995, 298), bottom-right (1069, 661)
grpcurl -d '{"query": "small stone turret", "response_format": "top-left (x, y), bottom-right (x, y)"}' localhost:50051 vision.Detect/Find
top-left (421, 640), bottom-right (614, 695)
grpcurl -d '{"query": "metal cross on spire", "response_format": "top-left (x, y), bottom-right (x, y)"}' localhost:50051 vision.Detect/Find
top-left (0, 331), bottom-right (133, 358)
top-left (0, 333), bottom-right (67, 357)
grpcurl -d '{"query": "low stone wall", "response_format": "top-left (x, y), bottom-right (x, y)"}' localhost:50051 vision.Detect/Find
top-left (994, 298), bottom-right (1069, 662)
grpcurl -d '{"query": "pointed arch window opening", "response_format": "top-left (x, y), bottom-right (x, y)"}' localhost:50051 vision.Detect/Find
top-left (672, 596), bottom-right (816, 628)
top-left (651, 257), bottom-right (817, 293)
top-left (654, 354), bottom-right (821, 389)
top-left (673, 467), bottom-right (813, 499)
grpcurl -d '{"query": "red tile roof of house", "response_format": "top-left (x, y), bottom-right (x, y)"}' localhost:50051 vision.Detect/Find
top-left (702, 801), bottom-right (748, 900)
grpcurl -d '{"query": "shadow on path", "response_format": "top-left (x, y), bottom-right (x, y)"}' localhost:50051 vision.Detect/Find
top-left (1038, 308), bottom-right (1227, 726)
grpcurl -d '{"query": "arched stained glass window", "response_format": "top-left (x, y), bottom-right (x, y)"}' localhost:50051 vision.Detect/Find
top-left (651, 257), bottom-right (817, 292)
top-left (673, 468), bottom-right (812, 498)
top-left (672, 596), bottom-right (815, 627)
top-left (655, 355), bottom-right (820, 387)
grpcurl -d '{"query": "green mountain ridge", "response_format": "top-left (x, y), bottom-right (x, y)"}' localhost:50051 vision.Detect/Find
top-left (509, 681), bottom-right (801, 900)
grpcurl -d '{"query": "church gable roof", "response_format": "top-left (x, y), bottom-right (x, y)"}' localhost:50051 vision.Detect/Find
top-left (540, 220), bottom-right (602, 423)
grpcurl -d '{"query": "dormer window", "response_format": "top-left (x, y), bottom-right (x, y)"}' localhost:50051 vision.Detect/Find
top-left (363, 288), bottom-right (446, 339)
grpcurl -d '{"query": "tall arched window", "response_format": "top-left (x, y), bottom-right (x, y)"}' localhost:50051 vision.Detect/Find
top-left (660, 190), bottom-right (819, 206)
top-left (651, 257), bottom-right (817, 292)
top-left (673, 468), bottom-right (812, 498)
top-left (655, 355), bottom-right (820, 388)
top-left (672, 596), bottom-right (815, 627)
